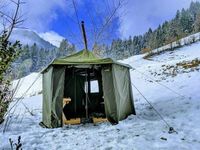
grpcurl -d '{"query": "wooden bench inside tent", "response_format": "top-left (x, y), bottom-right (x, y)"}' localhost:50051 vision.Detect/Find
top-left (62, 98), bottom-right (107, 125)
top-left (62, 98), bottom-right (81, 125)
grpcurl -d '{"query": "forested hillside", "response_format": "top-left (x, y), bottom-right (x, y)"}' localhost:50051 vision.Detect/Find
top-left (93, 1), bottom-right (200, 59)
top-left (12, 1), bottom-right (200, 78)
top-left (11, 39), bottom-right (76, 79)
top-left (10, 29), bottom-right (56, 49)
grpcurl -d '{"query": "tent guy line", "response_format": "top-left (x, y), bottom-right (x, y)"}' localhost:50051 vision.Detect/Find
top-left (130, 81), bottom-right (178, 134)
top-left (1, 73), bottom-right (42, 133)
top-left (132, 68), bottom-right (188, 99)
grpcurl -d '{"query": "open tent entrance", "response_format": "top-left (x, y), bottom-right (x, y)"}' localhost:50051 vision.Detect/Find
top-left (63, 66), bottom-right (106, 123)
top-left (41, 49), bottom-right (135, 128)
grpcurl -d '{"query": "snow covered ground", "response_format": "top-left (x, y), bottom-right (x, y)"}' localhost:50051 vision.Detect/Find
top-left (1, 41), bottom-right (200, 149)
top-left (12, 72), bottom-right (42, 98)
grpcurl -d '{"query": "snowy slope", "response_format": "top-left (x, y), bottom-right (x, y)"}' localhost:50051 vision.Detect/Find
top-left (143, 32), bottom-right (200, 58)
top-left (39, 31), bottom-right (65, 47)
top-left (10, 29), bottom-right (56, 49)
top-left (12, 72), bottom-right (42, 98)
top-left (1, 41), bottom-right (200, 149)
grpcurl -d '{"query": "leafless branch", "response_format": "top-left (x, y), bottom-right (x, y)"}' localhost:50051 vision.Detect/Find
top-left (0, 10), bottom-right (13, 20)
top-left (5, 0), bottom-right (21, 40)
top-left (0, 0), bottom-right (25, 40)
top-left (94, 0), bottom-right (126, 46)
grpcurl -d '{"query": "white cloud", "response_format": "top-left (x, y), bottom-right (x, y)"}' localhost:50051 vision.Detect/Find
top-left (21, 0), bottom-right (70, 32)
top-left (39, 31), bottom-right (65, 47)
top-left (118, 0), bottom-right (200, 38)
top-left (0, 0), bottom-right (71, 32)
top-left (1, 0), bottom-right (86, 33)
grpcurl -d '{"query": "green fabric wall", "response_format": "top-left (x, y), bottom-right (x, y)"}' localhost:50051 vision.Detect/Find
top-left (112, 64), bottom-right (134, 121)
top-left (128, 69), bottom-right (136, 115)
top-left (101, 64), bottom-right (134, 123)
top-left (42, 66), bottom-right (65, 128)
top-left (102, 66), bottom-right (118, 123)
top-left (42, 66), bottom-right (53, 127)
top-left (51, 67), bottom-right (65, 127)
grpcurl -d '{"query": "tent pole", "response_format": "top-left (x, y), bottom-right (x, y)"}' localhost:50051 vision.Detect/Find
top-left (87, 69), bottom-right (91, 98)
top-left (74, 68), bottom-right (77, 115)
top-left (85, 69), bottom-right (89, 119)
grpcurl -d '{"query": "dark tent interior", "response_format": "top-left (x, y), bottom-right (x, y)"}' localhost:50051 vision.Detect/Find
top-left (63, 65), bottom-right (106, 121)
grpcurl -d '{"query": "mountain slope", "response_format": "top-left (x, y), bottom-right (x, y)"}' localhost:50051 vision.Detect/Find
top-left (10, 29), bottom-right (56, 49)
top-left (1, 40), bottom-right (200, 149)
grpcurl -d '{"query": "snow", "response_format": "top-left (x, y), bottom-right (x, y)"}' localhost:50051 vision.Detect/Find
top-left (39, 31), bottom-right (65, 47)
top-left (1, 40), bottom-right (200, 149)
top-left (10, 29), bottom-right (55, 49)
top-left (12, 72), bottom-right (42, 98)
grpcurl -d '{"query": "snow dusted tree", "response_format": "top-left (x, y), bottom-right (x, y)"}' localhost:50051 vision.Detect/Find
top-left (0, 0), bottom-right (24, 123)
top-left (105, 1), bottom-right (200, 59)
top-left (59, 39), bottom-right (68, 55)
top-left (92, 43), bottom-right (108, 58)
top-left (92, 43), bottom-right (102, 57)
top-left (180, 8), bottom-right (194, 34)
top-left (58, 39), bottom-right (76, 56)
top-left (68, 44), bottom-right (76, 55)
top-left (30, 43), bottom-right (39, 72)
top-left (194, 13), bottom-right (200, 32)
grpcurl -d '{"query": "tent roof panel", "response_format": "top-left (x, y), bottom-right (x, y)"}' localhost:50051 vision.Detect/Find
top-left (42, 50), bottom-right (131, 73)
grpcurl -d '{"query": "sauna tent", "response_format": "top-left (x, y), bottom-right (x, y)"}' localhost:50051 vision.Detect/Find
top-left (41, 49), bottom-right (136, 128)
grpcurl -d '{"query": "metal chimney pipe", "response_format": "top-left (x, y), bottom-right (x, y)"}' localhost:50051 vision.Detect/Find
top-left (81, 21), bottom-right (88, 50)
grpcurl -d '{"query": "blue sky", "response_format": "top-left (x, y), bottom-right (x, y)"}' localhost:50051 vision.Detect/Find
top-left (9, 0), bottom-right (200, 48)
top-left (47, 0), bottom-right (121, 48)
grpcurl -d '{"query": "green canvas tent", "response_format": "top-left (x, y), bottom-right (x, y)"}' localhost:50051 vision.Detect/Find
top-left (41, 50), bottom-right (136, 128)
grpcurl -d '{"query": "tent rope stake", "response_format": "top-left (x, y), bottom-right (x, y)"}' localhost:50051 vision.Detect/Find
top-left (131, 82), bottom-right (178, 134)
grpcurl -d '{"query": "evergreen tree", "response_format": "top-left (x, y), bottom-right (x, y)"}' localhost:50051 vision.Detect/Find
top-left (0, 31), bottom-right (21, 123)
top-left (194, 13), bottom-right (200, 32)
top-left (58, 39), bottom-right (69, 56)
top-left (104, 1), bottom-right (200, 59)
top-left (30, 43), bottom-right (39, 72)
